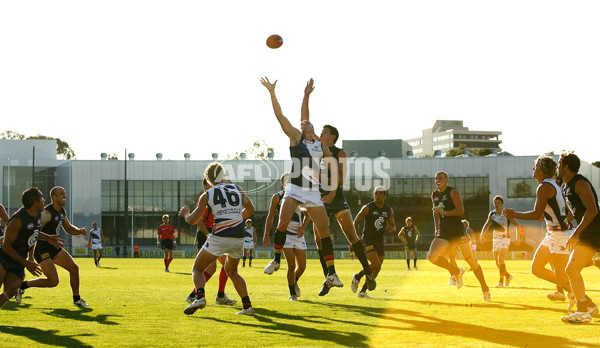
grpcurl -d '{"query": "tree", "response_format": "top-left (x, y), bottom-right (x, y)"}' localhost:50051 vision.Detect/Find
top-left (445, 143), bottom-right (468, 157)
top-left (592, 161), bottom-right (600, 168)
top-left (227, 140), bottom-right (274, 160)
top-left (1, 130), bottom-right (76, 159)
top-left (107, 154), bottom-right (119, 160)
top-left (0, 130), bottom-right (25, 139)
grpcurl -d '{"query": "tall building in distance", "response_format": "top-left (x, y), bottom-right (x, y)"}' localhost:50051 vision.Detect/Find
top-left (406, 120), bottom-right (502, 157)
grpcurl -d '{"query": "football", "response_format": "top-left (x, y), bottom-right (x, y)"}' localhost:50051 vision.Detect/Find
top-left (266, 34), bottom-right (283, 49)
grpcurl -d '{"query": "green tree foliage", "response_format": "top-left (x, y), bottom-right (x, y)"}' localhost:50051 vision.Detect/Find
top-left (1, 130), bottom-right (76, 159)
top-left (107, 154), bottom-right (119, 160)
top-left (445, 143), bottom-right (494, 157)
top-left (592, 161), bottom-right (600, 168)
top-left (227, 140), bottom-right (274, 160)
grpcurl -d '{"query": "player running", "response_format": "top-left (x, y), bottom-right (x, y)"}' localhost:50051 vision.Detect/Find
top-left (480, 195), bottom-right (520, 288)
top-left (16, 186), bottom-right (89, 307)
top-left (352, 186), bottom-right (396, 298)
top-left (185, 178), bottom-right (236, 306)
top-left (179, 162), bottom-right (255, 315)
top-left (398, 217), bottom-right (420, 270)
top-left (1, 188), bottom-right (64, 307)
top-left (260, 76), bottom-right (343, 291)
top-left (428, 171), bottom-right (491, 302)
top-left (313, 124), bottom-right (376, 296)
top-left (503, 155), bottom-right (584, 312)
top-left (264, 173), bottom-right (309, 301)
top-left (558, 152), bottom-right (599, 323)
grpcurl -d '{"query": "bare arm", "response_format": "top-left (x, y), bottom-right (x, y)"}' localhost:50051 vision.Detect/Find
top-left (263, 193), bottom-right (280, 247)
top-left (179, 193), bottom-right (208, 226)
top-left (239, 187), bottom-right (255, 220)
top-left (508, 217), bottom-right (520, 240)
top-left (0, 204), bottom-right (8, 224)
top-left (196, 219), bottom-right (211, 236)
top-left (260, 76), bottom-right (301, 143)
top-left (432, 194), bottom-right (440, 234)
top-left (398, 227), bottom-right (407, 243)
top-left (480, 214), bottom-right (493, 242)
top-left (62, 217), bottom-right (87, 236)
top-left (387, 208), bottom-right (397, 234)
top-left (504, 183), bottom-right (552, 221)
top-left (414, 226), bottom-right (421, 242)
top-left (353, 205), bottom-right (369, 235)
top-left (300, 78), bottom-right (314, 122)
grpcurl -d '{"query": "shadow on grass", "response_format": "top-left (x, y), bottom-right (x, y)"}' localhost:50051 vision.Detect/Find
top-left (1, 301), bottom-right (33, 311)
top-left (96, 266), bottom-right (118, 270)
top-left (203, 307), bottom-right (371, 347)
top-left (42, 307), bottom-right (121, 325)
top-left (392, 298), bottom-right (569, 314)
top-left (305, 300), bottom-right (599, 348)
top-left (171, 272), bottom-right (192, 276)
top-left (0, 325), bottom-right (94, 348)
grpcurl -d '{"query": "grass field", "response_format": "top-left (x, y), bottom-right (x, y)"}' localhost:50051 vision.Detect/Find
top-left (1, 258), bottom-right (599, 347)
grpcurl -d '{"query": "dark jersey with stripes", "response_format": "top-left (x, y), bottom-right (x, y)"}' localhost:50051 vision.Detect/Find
top-left (362, 202), bottom-right (392, 239)
top-left (38, 204), bottom-right (66, 248)
top-left (563, 174), bottom-right (600, 231)
top-left (289, 136), bottom-right (324, 189)
top-left (2, 207), bottom-right (42, 258)
top-left (432, 186), bottom-right (464, 236)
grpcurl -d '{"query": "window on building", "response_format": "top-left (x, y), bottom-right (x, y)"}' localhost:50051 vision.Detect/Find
top-left (507, 178), bottom-right (538, 198)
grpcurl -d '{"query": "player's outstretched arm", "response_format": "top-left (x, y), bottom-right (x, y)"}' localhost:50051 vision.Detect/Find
top-left (0, 204), bottom-right (8, 224)
top-left (301, 78), bottom-right (314, 122)
top-left (263, 193), bottom-right (280, 247)
top-left (260, 76), bottom-right (301, 142)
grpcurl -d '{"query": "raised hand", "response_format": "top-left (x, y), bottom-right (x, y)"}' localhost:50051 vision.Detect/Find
top-left (260, 76), bottom-right (277, 92)
top-left (304, 78), bottom-right (315, 95)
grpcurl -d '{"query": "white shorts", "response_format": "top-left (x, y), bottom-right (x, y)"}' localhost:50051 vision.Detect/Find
top-left (540, 230), bottom-right (573, 255)
top-left (284, 183), bottom-right (324, 209)
top-left (492, 238), bottom-right (510, 252)
top-left (91, 243), bottom-right (103, 250)
top-left (243, 241), bottom-right (254, 250)
top-left (283, 234), bottom-right (307, 250)
top-left (202, 235), bottom-right (244, 259)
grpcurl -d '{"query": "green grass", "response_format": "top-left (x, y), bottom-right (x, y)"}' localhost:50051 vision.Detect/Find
top-left (1, 258), bottom-right (599, 347)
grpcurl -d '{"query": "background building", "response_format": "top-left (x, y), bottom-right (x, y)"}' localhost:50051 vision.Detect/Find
top-left (2, 140), bottom-right (599, 258)
top-left (407, 120), bottom-right (502, 158)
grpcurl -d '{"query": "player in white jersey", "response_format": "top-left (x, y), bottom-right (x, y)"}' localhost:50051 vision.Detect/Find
top-left (179, 162), bottom-right (255, 315)
top-left (87, 222), bottom-right (104, 267)
top-left (261, 76), bottom-right (343, 290)
top-left (503, 155), bottom-right (577, 310)
top-left (241, 219), bottom-right (256, 267)
top-left (264, 173), bottom-right (309, 301)
top-left (480, 195), bottom-right (520, 288)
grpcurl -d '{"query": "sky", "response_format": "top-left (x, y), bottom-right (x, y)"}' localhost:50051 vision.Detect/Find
top-left (1, 1), bottom-right (599, 163)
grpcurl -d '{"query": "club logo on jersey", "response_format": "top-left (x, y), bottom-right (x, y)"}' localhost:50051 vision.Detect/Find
top-left (27, 223), bottom-right (34, 230)
top-left (375, 217), bottom-right (385, 230)
top-left (54, 216), bottom-right (59, 221)
top-left (27, 230), bottom-right (40, 247)
top-left (373, 211), bottom-right (379, 216)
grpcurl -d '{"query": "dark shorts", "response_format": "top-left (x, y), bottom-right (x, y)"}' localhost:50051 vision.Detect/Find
top-left (323, 190), bottom-right (350, 217)
top-left (161, 239), bottom-right (174, 250)
top-left (405, 243), bottom-right (416, 251)
top-left (34, 241), bottom-right (63, 263)
top-left (578, 229), bottom-right (600, 250)
top-left (195, 230), bottom-right (208, 250)
top-left (363, 235), bottom-right (384, 256)
top-left (435, 233), bottom-right (469, 245)
top-left (0, 250), bottom-right (25, 279)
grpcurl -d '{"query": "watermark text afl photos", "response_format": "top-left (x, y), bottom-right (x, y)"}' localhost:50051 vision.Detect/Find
top-left (219, 157), bottom-right (390, 193)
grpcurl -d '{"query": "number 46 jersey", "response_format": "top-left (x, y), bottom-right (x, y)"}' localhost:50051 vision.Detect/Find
top-left (207, 183), bottom-right (245, 238)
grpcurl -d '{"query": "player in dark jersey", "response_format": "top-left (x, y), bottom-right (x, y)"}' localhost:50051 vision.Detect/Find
top-left (558, 152), bottom-right (600, 323)
top-left (480, 195), bottom-right (520, 288)
top-left (503, 155), bottom-right (592, 315)
top-left (428, 171), bottom-right (491, 302)
top-left (0, 203), bottom-right (8, 243)
top-left (261, 76), bottom-right (343, 290)
top-left (398, 217), bottom-right (420, 270)
top-left (264, 173), bottom-right (309, 301)
top-left (1, 187), bottom-right (63, 307)
top-left (352, 186), bottom-right (396, 298)
top-left (15, 186), bottom-right (89, 307)
top-left (314, 124), bottom-right (376, 296)
top-left (185, 178), bottom-right (236, 306)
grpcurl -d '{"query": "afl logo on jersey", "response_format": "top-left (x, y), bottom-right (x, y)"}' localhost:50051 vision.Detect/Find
top-left (375, 217), bottom-right (385, 230)
top-left (54, 216), bottom-right (59, 222)
top-left (27, 223), bottom-right (34, 230)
